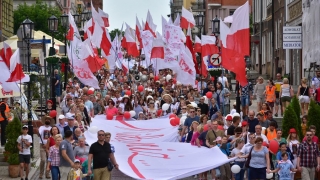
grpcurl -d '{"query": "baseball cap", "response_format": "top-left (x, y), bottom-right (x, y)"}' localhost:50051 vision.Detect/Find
top-left (241, 121), bottom-right (248, 127)
top-left (66, 113), bottom-right (75, 120)
top-left (58, 115), bottom-right (65, 119)
top-left (22, 125), bottom-right (28, 129)
top-left (226, 114), bottom-right (233, 121)
top-left (289, 128), bottom-right (297, 133)
top-left (74, 159), bottom-right (80, 163)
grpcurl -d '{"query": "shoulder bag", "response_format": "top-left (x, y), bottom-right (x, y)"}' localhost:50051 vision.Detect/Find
top-left (245, 146), bottom-right (254, 168)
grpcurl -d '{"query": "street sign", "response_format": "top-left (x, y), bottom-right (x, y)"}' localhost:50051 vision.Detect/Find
top-left (283, 42), bottom-right (302, 49)
top-left (283, 26), bottom-right (302, 34)
top-left (210, 54), bottom-right (221, 66)
top-left (30, 39), bottom-right (51, 44)
top-left (283, 34), bottom-right (302, 42)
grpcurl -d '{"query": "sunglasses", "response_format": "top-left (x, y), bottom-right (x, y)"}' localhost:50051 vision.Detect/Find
top-left (98, 134), bottom-right (105, 136)
top-left (190, 111), bottom-right (195, 113)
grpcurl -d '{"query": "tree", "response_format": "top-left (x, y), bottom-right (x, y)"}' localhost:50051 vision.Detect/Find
top-left (307, 100), bottom-right (320, 138)
top-left (109, 28), bottom-right (124, 41)
top-left (5, 115), bottom-right (22, 165)
top-left (282, 105), bottom-right (300, 139)
top-left (13, 0), bottom-right (64, 42)
top-left (290, 96), bottom-right (302, 137)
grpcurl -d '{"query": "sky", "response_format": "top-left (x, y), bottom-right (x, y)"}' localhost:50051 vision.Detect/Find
top-left (103, 0), bottom-right (171, 32)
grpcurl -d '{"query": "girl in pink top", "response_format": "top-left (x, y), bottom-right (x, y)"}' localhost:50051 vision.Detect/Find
top-left (191, 122), bottom-right (203, 146)
top-left (105, 100), bottom-right (118, 116)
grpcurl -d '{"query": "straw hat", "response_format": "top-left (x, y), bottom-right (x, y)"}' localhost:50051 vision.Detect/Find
top-left (162, 94), bottom-right (173, 103)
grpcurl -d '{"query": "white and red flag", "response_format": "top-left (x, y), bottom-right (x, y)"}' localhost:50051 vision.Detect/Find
top-left (0, 42), bottom-right (12, 68)
top-left (136, 16), bottom-right (143, 49)
top-left (220, 1), bottom-right (249, 86)
top-left (151, 38), bottom-right (165, 59)
top-left (125, 28), bottom-right (139, 57)
top-left (185, 26), bottom-right (199, 74)
top-left (180, 7), bottom-right (195, 29)
top-left (176, 46), bottom-right (196, 86)
top-left (98, 8), bottom-right (109, 27)
top-left (6, 49), bottom-right (26, 82)
top-left (201, 35), bottom-right (218, 78)
top-left (145, 10), bottom-right (157, 37)
top-left (194, 35), bottom-right (201, 53)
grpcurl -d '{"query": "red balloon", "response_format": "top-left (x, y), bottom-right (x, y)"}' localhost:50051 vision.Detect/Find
top-left (87, 89), bottom-right (94, 95)
top-left (126, 90), bottom-right (132, 96)
top-left (154, 76), bottom-right (159, 81)
top-left (49, 110), bottom-right (57, 118)
top-left (124, 111), bottom-right (131, 119)
top-left (169, 114), bottom-right (176, 119)
top-left (210, 77), bottom-right (215, 81)
top-left (137, 85), bottom-right (144, 92)
top-left (269, 140), bottom-right (279, 154)
top-left (157, 109), bottom-right (162, 116)
top-left (106, 113), bottom-right (113, 120)
top-left (172, 78), bottom-right (177, 84)
top-left (170, 119), bottom-right (176, 126)
top-left (174, 117), bottom-right (180, 125)
top-left (262, 141), bottom-right (268, 147)
top-left (203, 124), bottom-right (209, 131)
top-left (206, 91), bottom-right (213, 99)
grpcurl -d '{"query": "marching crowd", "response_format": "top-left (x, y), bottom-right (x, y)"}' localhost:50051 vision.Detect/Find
top-left (2, 67), bottom-right (320, 180)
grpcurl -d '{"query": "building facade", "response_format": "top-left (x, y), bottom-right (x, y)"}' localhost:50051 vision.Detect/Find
top-left (13, 0), bottom-right (64, 11)
top-left (0, 0), bottom-right (14, 42)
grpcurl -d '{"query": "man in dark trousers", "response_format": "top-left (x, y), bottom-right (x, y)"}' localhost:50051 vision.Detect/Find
top-left (0, 98), bottom-right (10, 146)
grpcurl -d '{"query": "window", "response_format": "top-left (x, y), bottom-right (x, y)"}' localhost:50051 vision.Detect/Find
top-left (229, 9), bottom-right (235, 15)
top-left (64, 0), bottom-right (67, 7)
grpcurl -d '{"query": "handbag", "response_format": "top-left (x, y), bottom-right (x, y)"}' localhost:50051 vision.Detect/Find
top-left (107, 160), bottom-right (114, 171)
top-left (245, 146), bottom-right (254, 168)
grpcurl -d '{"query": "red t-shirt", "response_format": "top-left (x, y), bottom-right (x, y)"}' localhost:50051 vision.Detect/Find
top-left (106, 107), bottom-right (118, 116)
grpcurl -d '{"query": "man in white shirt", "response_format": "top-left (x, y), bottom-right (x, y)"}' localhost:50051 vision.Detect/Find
top-left (254, 125), bottom-right (268, 143)
top-left (17, 125), bottom-right (32, 180)
top-left (38, 116), bottom-right (52, 179)
top-left (218, 73), bottom-right (229, 89)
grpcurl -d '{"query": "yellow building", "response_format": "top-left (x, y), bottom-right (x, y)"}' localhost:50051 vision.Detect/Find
top-left (0, 0), bottom-right (14, 41)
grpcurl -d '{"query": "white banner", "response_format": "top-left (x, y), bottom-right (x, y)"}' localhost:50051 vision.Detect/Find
top-left (72, 60), bottom-right (99, 89)
top-left (84, 115), bottom-right (235, 180)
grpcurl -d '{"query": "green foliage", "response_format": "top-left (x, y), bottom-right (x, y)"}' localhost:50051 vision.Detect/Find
top-left (282, 105), bottom-right (300, 139)
top-left (307, 100), bottom-right (320, 138)
top-left (290, 96), bottom-right (302, 137)
top-left (109, 28), bottom-right (124, 41)
top-left (13, 0), bottom-right (64, 42)
top-left (5, 116), bottom-right (22, 165)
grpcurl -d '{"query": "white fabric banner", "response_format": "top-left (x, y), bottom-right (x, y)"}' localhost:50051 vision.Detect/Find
top-left (84, 115), bottom-right (235, 180)
top-left (72, 60), bottom-right (99, 89)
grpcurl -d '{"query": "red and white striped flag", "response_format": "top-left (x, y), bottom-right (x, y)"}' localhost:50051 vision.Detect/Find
top-left (180, 7), bottom-right (195, 29)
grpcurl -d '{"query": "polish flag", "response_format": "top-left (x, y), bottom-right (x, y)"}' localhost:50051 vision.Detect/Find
top-left (186, 26), bottom-right (199, 74)
top-left (201, 35), bottom-right (218, 57)
top-left (136, 16), bottom-right (143, 49)
top-left (151, 38), bottom-right (165, 59)
top-left (221, 1), bottom-right (249, 86)
top-left (91, 21), bottom-right (111, 55)
top-left (145, 10), bottom-right (157, 37)
top-left (83, 18), bottom-right (93, 40)
top-left (66, 12), bottom-right (81, 41)
top-left (180, 7), bottom-right (195, 29)
top-left (125, 28), bottom-right (139, 57)
top-left (194, 35), bottom-right (201, 53)
top-left (98, 8), bottom-right (109, 27)
top-left (6, 49), bottom-right (26, 82)
top-left (0, 41), bottom-right (13, 68)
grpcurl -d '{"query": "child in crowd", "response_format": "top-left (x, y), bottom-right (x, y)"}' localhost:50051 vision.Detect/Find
top-left (17, 125), bottom-right (33, 180)
top-left (230, 138), bottom-right (246, 180)
top-left (217, 136), bottom-right (232, 180)
top-left (67, 159), bottom-right (87, 180)
top-left (190, 125), bottom-right (203, 146)
top-left (271, 152), bottom-right (297, 180)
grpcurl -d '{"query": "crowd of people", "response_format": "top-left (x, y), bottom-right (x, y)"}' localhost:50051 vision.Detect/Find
top-left (2, 67), bottom-right (320, 180)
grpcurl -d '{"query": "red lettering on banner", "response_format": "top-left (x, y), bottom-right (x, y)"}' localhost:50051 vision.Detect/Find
top-left (117, 120), bottom-right (161, 131)
top-left (1, 89), bottom-right (13, 96)
top-left (115, 133), bottom-right (164, 143)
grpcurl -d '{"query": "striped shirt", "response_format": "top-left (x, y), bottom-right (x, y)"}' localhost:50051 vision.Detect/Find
top-left (48, 146), bottom-right (60, 167)
top-left (297, 141), bottom-right (320, 168)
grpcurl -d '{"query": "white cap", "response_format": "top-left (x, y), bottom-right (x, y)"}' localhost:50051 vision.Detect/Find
top-left (66, 113), bottom-right (75, 120)
top-left (22, 125), bottom-right (28, 129)
top-left (58, 114), bottom-right (65, 119)
top-left (233, 113), bottom-right (240, 118)
top-left (74, 159), bottom-right (80, 163)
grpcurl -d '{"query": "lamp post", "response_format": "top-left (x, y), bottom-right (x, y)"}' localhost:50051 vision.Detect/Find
top-left (195, 13), bottom-right (205, 93)
top-left (48, 15), bottom-right (58, 110)
top-left (60, 12), bottom-right (69, 90)
top-left (21, 18), bottom-right (34, 153)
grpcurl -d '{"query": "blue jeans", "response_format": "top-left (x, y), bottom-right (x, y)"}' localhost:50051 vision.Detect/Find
top-left (234, 161), bottom-right (245, 180)
top-left (241, 95), bottom-right (250, 106)
top-left (50, 166), bottom-right (60, 180)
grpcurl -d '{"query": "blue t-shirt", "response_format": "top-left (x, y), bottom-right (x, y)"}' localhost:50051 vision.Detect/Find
top-left (276, 151), bottom-right (291, 161)
top-left (217, 143), bottom-right (231, 156)
top-left (183, 116), bottom-right (200, 131)
top-left (277, 161), bottom-right (294, 180)
top-left (55, 74), bottom-right (61, 88)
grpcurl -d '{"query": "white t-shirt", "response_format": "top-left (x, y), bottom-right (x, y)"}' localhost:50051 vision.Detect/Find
top-left (218, 76), bottom-right (228, 87)
top-left (17, 134), bottom-right (32, 155)
top-left (38, 126), bottom-right (52, 144)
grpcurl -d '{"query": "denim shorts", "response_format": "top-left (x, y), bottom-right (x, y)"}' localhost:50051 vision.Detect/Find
top-left (241, 95), bottom-right (250, 106)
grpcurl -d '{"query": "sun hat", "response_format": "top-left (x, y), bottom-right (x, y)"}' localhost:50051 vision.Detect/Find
top-left (225, 114), bottom-right (233, 121)
top-left (162, 94), bottom-right (173, 103)
top-left (58, 114), bottom-right (65, 119)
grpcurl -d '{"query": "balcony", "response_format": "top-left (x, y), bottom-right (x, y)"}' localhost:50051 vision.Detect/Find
top-left (191, 0), bottom-right (205, 12)
top-left (170, 0), bottom-right (183, 8)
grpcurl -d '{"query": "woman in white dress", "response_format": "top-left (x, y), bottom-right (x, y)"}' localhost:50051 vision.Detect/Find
top-left (286, 128), bottom-right (300, 180)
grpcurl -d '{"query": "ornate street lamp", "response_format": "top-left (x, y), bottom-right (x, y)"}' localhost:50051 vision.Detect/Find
top-left (21, 18), bottom-right (34, 154)
top-left (195, 13), bottom-right (205, 37)
top-left (211, 15), bottom-right (220, 35)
